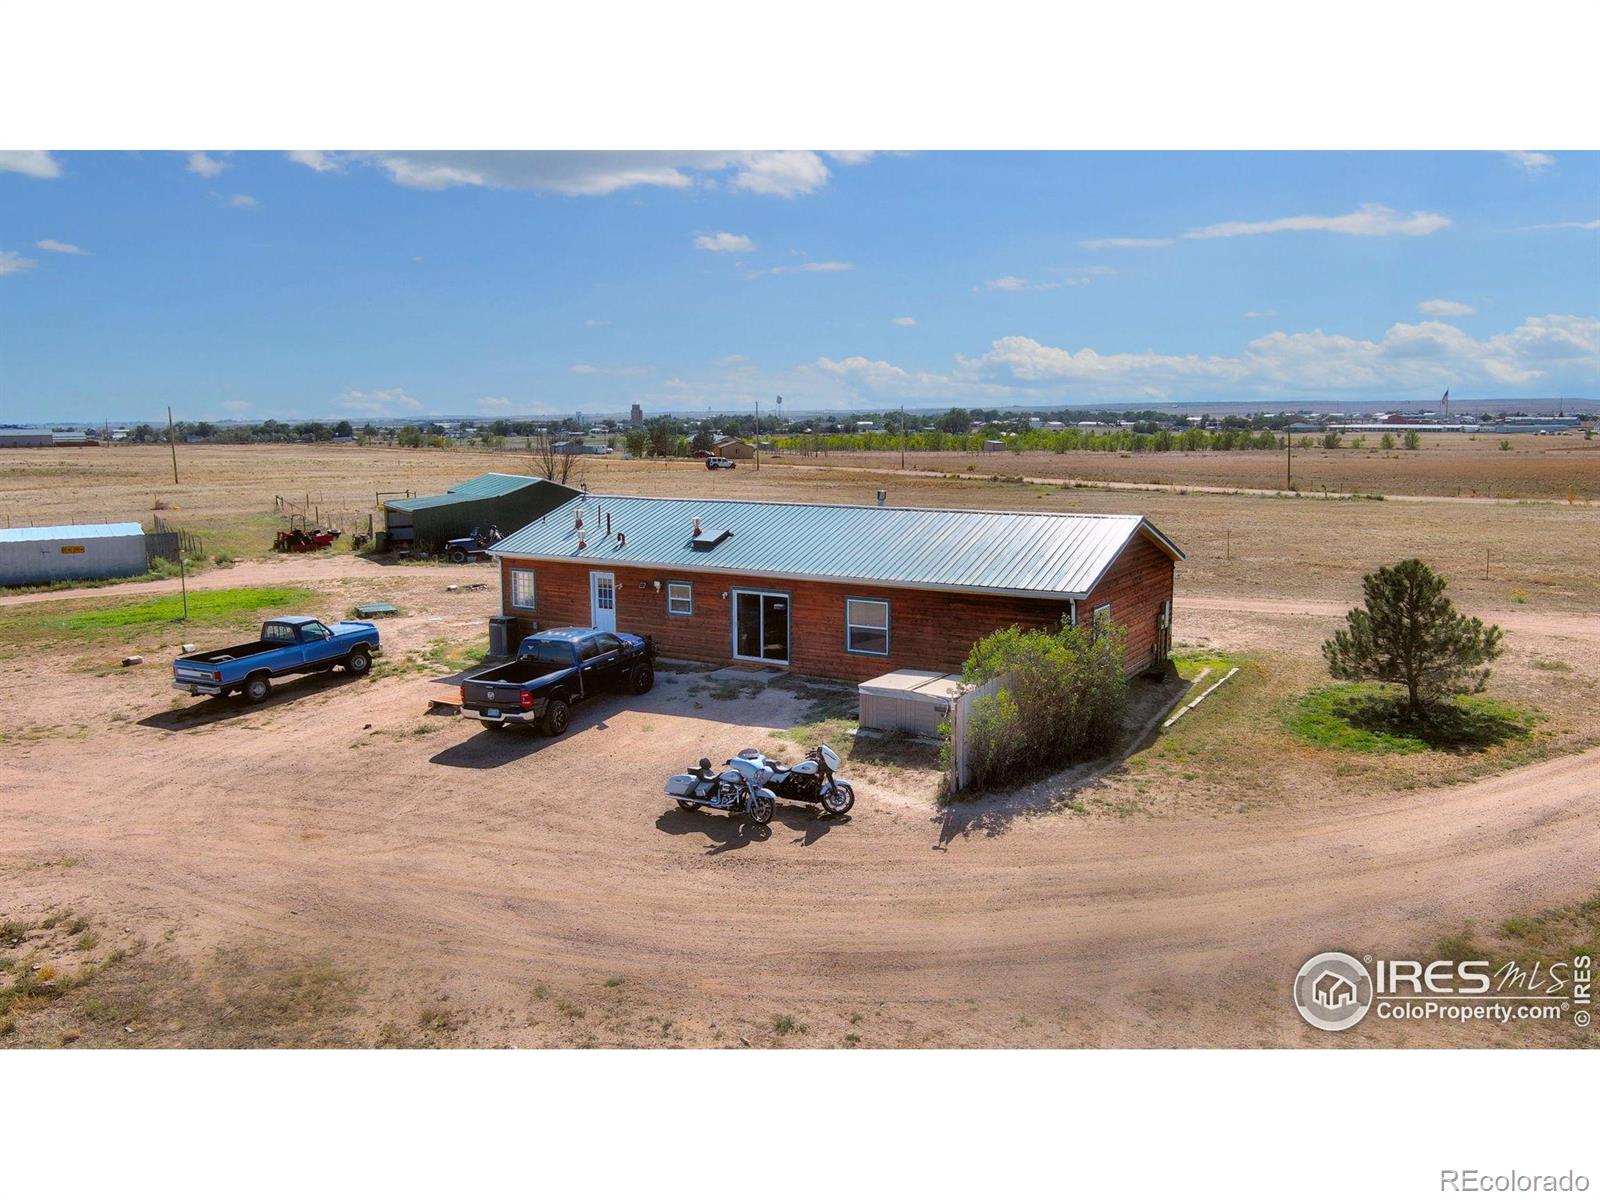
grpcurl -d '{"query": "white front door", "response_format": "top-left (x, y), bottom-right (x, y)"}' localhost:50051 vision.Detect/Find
top-left (589, 571), bottom-right (617, 632)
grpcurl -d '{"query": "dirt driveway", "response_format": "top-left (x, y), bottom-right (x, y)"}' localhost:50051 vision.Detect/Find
top-left (2, 590), bottom-right (1597, 1048)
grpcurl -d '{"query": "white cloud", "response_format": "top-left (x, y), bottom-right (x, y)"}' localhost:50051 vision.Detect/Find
top-left (768, 260), bottom-right (854, 275)
top-left (0, 151), bottom-right (61, 179)
top-left (337, 151), bottom-right (856, 198)
top-left (984, 275), bottom-right (1063, 292)
top-left (335, 388), bottom-right (423, 415)
top-left (583, 319), bottom-right (610, 327)
top-left (566, 363), bottom-right (652, 377)
top-left (478, 397), bottom-right (513, 410)
top-left (1184, 203), bottom-right (1451, 239)
top-left (730, 151), bottom-right (830, 197)
top-left (718, 354), bottom-right (750, 365)
top-left (35, 239), bottom-right (87, 255)
top-left (1078, 236), bottom-right (1171, 249)
top-left (1243, 309), bottom-right (1276, 319)
top-left (827, 151), bottom-right (877, 166)
top-left (0, 251), bottom-right (40, 276)
top-left (1524, 217), bottom-right (1600, 231)
top-left (286, 150), bottom-right (340, 172)
top-left (890, 316), bottom-right (917, 326)
top-left (1417, 298), bottom-right (1476, 317)
top-left (694, 231), bottom-right (756, 253)
top-left (186, 152), bottom-right (227, 178)
top-left (1505, 151), bottom-right (1555, 173)
top-left (952, 313), bottom-right (1599, 395)
top-left (225, 193), bottom-right (257, 208)
top-left (219, 400), bottom-right (252, 413)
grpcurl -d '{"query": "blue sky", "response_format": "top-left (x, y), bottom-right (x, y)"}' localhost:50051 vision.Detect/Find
top-left (2, 150), bottom-right (1597, 423)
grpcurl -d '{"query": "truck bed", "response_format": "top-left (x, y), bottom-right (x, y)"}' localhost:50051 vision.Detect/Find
top-left (463, 659), bottom-right (567, 690)
top-left (176, 640), bottom-right (285, 665)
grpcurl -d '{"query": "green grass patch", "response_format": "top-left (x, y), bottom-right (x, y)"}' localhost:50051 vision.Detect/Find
top-left (43, 586), bottom-right (317, 634)
top-left (1285, 683), bottom-right (1540, 754)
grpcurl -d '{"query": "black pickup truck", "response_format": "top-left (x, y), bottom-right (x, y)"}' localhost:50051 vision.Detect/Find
top-left (458, 626), bottom-right (655, 734)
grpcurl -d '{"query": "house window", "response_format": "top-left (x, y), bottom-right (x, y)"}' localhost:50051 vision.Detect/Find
top-left (667, 581), bottom-right (693, 616)
top-left (510, 568), bottom-right (536, 609)
top-left (845, 598), bottom-right (890, 656)
top-left (1091, 602), bottom-right (1113, 635)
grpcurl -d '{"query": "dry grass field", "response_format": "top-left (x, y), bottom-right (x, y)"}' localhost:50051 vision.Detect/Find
top-left (2, 442), bottom-right (1597, 1048)
top-left (792, 433), bottom-right (1600, 500)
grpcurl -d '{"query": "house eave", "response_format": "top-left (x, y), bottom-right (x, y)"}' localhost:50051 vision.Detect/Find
top-left (490, 550), bottom-right (1095, 603)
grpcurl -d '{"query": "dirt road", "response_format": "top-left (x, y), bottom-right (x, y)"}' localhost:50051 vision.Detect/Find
top-left (2, 592), bottom-right (1596, 1047)
top-left (1184, 594), bottom-right (1600, 642)
top-left (0, 555), bottom-right (493, 608)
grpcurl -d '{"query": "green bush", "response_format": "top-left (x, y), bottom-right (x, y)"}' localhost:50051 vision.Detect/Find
top-left (955, 620), bottom-right (1128, 791)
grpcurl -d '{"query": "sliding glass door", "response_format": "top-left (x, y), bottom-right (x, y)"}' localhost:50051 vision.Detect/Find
top-left (732, 589), bottom-right (790, 664)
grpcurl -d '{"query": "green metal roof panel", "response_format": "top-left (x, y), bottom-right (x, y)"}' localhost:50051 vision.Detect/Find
top-left (386, 473), bottom-right (551, 512)
top-left (490, 496), bottom-right (1183, 599)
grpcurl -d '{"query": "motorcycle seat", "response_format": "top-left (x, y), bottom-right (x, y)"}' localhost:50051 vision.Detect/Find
top-left (688, 758), bottom-right (716, 781)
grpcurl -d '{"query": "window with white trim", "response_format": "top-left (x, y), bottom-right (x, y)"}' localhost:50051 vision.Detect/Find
top-left (510, 568), bottom-right (536, 609)
top-left (667, 581), bottom-right (693, 616)
top-left (1091, 601), bottom-right (1113, 635)
top-left (845, 598), bottom-right (890, 656)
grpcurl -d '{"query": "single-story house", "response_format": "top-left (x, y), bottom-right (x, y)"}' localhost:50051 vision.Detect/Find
top-left (382, 472), bottom-right (579, 552)
top-left (489, 495), bottom-right (1183, 681)
top-left (712, 436), bottom-right (755, 460)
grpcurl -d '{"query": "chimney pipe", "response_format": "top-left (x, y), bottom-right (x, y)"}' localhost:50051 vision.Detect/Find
top-left (575, 509), bottom-right (584, 530)
top-left (617, 532), bottom-right (626, 547)
top-left (877, 490), bottom-right (887, 507)
top-left (692, 516), bottom-right (702, 537)
top-left (606, 512), bottom-right (612, 536)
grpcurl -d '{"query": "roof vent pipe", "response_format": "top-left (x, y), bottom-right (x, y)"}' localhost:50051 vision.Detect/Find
top-left (606, 512), bottom-right (612, 536)
top-left (617, 532), bottom-right (626, 547)
top-left (575, 510), bottom-right (584, 530)
top-left (692, 517), bottom-right (702, 537)
top-left (877, 490), bottom-right (887, 507)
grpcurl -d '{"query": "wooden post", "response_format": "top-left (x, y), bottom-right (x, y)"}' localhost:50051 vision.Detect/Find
top-left (167, 406), bottom-right (179, 484)
top-left (179, 553), bottom-right (189, 620)
top-left (901, 405), bottom-right (907, 470)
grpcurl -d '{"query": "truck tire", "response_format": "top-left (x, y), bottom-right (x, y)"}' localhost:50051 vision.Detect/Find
top-left (345, 646), bottom-right (372, 675)
top-left (449, 548), bottom-right (467, 564)
top-left (542, 698), bottom-right (571, 736)
top-left (629, 663), bottom-right (655, 694)
top-left (244, 674), bottom-right (271, 704)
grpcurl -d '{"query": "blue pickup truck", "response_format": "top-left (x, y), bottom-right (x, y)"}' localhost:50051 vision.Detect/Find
top-left (171, 615), bottom-right (381, 703)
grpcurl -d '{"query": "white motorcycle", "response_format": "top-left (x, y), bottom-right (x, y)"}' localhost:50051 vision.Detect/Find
top-left (664, 753), bottom-right (779, 825)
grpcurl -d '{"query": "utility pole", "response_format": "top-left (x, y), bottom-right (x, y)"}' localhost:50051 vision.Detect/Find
top-left (1285, 432), bottom-right (1292, 491)
top-left (167, 406), bottom-right (179, 484)
top-left (900, 405), bottom-right (907, 470)
top-left (754, 398), bottom-right (761, 471)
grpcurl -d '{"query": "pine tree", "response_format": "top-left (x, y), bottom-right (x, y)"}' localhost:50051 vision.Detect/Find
top-left (1323, 559), bottom-right (1503, 715)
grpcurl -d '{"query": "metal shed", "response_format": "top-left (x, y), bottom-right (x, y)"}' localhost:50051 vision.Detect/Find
top-left (382, 473), bottom-right (579, 553)
top-left (0, 522), bottom-right (148, 586)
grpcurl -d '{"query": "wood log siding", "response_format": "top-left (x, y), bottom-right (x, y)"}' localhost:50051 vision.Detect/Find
top-left (1078, 534), bottom-right (1177, 672)
top-left (500, 530), bottom-right (1176, 682)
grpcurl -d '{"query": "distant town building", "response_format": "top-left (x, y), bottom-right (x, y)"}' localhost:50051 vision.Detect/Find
top-left (629, 404), bottom-right (644, 426)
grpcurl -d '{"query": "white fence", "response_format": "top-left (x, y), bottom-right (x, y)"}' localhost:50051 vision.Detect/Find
top-left (946, 673), bottom-right (1011, 793)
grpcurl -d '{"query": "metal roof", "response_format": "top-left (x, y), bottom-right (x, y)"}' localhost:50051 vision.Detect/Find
top-left (0, 522), bottom-right (144, 543)
top-left (385, 473), bottom-right (553, 512)
top-left (491, 496), bottom-right (1183, 599)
